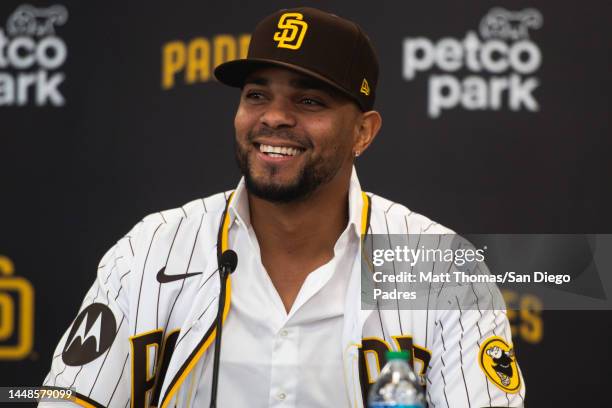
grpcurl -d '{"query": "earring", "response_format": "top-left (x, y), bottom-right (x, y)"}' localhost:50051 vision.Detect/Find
top-left (354, 150), bottom-right (361, 158)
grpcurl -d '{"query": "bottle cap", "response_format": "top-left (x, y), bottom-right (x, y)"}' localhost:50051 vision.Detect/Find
top-left (386, 350), bottom-right (410, 361)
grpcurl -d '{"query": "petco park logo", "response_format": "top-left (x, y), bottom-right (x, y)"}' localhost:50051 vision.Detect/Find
top-left (0, 4), bottom-right (68, 107)
top-left (403, 8), bottom-right (543, 118)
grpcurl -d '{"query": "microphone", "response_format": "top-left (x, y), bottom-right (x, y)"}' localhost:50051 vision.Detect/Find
top-left (209, 249), bottom-right (238, 408)
top-left (219, 250), bottom-right (238, 278)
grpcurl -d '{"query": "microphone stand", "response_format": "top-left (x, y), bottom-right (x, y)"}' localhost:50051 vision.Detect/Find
top-left (209, 262), bottom-right (230, 408)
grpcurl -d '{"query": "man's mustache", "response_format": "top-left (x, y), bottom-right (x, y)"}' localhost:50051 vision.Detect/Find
top-left (247, 126), bottom-right (313, 149)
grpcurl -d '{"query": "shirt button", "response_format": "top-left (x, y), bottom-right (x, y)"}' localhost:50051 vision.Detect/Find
top-left (277, 392), bottom-right (286, 400)
top-left (279, 329), bottom-right (289, 337)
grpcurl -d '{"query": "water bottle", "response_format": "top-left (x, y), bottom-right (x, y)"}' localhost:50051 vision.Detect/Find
top-left (367, 350), bottom-right (426, 408)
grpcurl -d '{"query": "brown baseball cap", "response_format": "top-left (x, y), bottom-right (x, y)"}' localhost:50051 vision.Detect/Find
top-left (214, 7), bottom-right (379, 111)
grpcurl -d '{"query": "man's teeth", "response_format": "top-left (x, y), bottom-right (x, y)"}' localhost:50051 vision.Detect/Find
top-left (259, 144), bottom-right (302, 157)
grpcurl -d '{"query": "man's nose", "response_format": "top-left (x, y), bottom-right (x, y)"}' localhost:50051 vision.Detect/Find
top-left (260, 98), bottom-right (297, 129)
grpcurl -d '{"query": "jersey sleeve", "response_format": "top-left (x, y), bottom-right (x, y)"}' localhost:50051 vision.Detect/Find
top-left (39, 223), bottom-right (141, 408)
top-left (425, 262), bottom-right (526, 408)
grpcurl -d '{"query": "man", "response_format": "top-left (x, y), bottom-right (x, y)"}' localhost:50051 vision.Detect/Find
top-left (42, 7), bottom-right (525, 407)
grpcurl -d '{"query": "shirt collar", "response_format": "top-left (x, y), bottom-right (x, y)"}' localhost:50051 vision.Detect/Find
top-left (229, 166), bottom-right (364, 238)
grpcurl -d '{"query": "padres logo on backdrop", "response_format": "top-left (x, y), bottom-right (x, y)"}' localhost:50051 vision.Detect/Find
top-left (273, 12), bottom-right (308, 50)
top-left (479, 336), bottom-right (521, 393)
top-left (0, 255), bottom-right (34, 360)
top-left (161, 34), bottom-right (250, 89)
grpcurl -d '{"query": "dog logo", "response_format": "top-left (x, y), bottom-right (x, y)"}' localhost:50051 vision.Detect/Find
top-left (273, 12), bottom-right (308, 50)
top-left (479, 336), bottom-right (521, 393)
top-left (479, 8), bottom-right (543, 41)
top-left (6, 4), bottom-right (68, 37)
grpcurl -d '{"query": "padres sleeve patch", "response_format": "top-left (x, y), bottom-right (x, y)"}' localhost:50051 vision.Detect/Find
top-left (478, 336), bottom-right (521, 393)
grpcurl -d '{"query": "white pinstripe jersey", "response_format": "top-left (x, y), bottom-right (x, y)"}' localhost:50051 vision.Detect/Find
top-left (41, 174), bottom-right (526, 408)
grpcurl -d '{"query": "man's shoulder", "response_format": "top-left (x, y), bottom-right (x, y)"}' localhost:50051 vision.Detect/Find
top-left (139, 190), bottom-right (234, 227)
top-left (367, 192), bottom-right (455, 235)
top-left (114, 190), bottom-right (235, 272)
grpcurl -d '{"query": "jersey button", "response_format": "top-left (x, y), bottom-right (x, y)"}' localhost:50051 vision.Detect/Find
top-left (277, 392), bottom-right (286, 400)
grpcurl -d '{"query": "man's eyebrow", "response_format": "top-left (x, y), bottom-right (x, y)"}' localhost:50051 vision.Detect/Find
top-left (290, 77), bottom-right (332, 92)
top-left (243, 77), bottom-right (268, 86)
top-left (243, 76), bottom-right (332, 92)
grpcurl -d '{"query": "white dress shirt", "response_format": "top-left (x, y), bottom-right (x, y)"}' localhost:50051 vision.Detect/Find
top-left (194, 173), bottom-right (365, 407)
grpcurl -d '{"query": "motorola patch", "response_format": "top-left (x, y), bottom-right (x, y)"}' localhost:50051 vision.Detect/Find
top-left (62, 303), bottom-right (117, 366)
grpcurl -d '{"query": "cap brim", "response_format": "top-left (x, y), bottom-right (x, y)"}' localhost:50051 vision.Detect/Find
top-left (214, 58), bottom-right (364, 110)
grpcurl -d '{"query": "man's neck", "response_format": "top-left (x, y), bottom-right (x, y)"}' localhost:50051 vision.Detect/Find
top-left (246, 167), bottom-right (353, 312)
top-left (248, 171), bottom-right (351, 258)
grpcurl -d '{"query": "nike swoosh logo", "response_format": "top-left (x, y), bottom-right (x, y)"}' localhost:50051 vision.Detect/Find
top-left (156, 267), bottom-right (202, 283)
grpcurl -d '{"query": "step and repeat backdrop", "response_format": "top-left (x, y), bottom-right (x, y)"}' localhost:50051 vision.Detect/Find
top-left (1, 0), bottom-right (610, 406)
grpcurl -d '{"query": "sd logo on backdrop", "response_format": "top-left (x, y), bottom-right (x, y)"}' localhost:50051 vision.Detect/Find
top-left (0, 255), bottom-right (34, 360)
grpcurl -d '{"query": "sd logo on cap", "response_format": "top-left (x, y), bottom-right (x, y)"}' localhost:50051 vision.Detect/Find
top-left (273, 12), bottom-right (309, 50)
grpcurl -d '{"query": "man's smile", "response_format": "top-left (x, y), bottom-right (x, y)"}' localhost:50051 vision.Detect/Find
top-left (258, 144), bottom-right (302, 157)
top-left (252, 140), bottom-right (307, 164)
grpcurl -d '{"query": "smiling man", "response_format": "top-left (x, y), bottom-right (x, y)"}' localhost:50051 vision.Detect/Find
top-left (231, 66), bottom-right (380, 313)
top-left (41, 7), bottom-right (525, 408)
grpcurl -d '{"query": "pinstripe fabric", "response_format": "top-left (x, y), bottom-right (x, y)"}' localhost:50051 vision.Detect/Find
top-left (359, 193), bottom-right (525, 407)
top-left (40, 169), bottom-right (525, 407)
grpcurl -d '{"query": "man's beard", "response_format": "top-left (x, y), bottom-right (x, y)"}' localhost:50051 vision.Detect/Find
top-left (234, 130), bottom-right (342, 203)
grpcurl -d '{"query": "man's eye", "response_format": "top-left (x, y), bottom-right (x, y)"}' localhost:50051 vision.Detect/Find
top-left (300, 98), bottom-right (323, 106)
top-left (245, 91), bottom-right (264, 99)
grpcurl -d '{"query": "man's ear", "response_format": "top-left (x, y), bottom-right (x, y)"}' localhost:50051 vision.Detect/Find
top-left (353, 110), bottom-right (382, 157)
